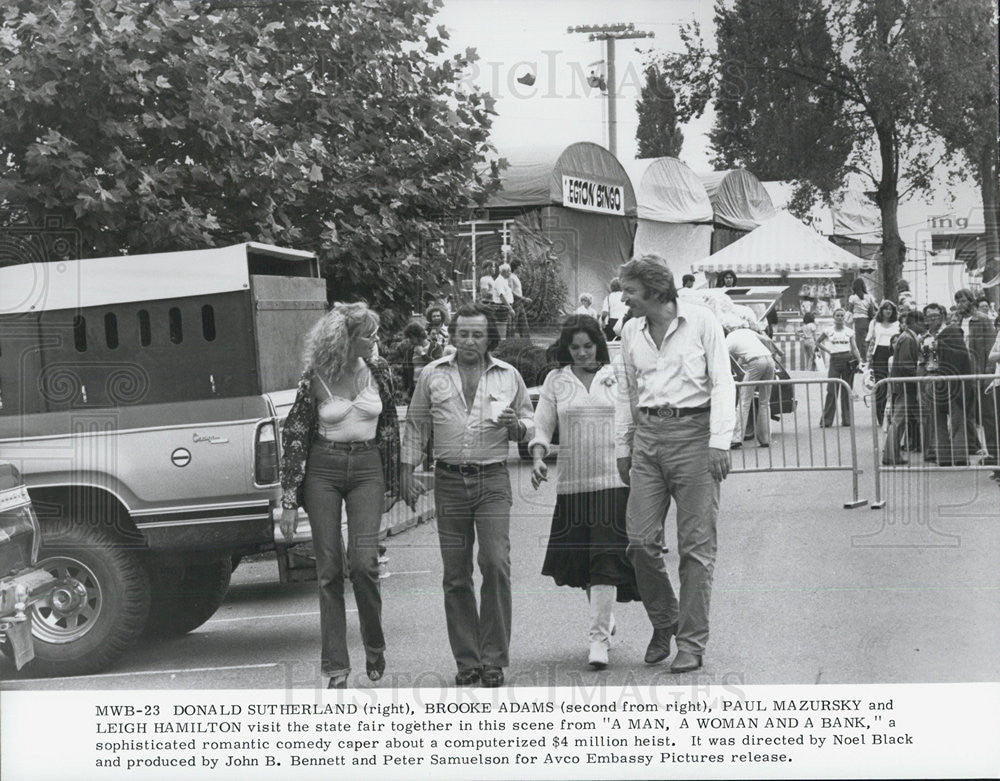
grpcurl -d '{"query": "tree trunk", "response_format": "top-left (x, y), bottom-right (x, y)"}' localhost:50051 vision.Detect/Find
top-left (979, 142), bottom-right (1000, 306)
top-left (873, 119), bottom-right (905, 298)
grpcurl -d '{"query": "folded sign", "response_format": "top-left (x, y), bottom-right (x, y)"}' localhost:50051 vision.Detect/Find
top-left (562, 175), bottom-right (625, 216)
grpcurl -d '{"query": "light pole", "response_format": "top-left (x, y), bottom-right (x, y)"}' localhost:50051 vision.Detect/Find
top-left (567, 23), bottom-right (654, 157)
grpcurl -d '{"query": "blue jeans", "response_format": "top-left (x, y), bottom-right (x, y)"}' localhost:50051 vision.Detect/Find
top-left (626, 413), bottom-right (719, 656)
top-left (433, 463), bottom-right (512, 671)
top-left (302, 440), bottom-right (385, 678)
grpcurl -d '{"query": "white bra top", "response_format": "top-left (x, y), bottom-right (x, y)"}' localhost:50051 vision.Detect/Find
top-left (315, 372), bottom-right (382, 442)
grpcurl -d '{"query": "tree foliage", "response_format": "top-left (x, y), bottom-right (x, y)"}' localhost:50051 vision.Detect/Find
top-left (660, 0), bottom-right (956, 293)
top-left (0, 0), bottom-right (498, 326)
top-left (906, 0), bottom-right (1000, 296)
top-left (635, 65), bottom-right (684, 159)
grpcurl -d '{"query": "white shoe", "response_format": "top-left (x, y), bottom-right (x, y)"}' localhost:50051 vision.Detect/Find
top-left (588, 585), bottom-right (615, 669)
top-left (588, 641), bottom-right (609, 670)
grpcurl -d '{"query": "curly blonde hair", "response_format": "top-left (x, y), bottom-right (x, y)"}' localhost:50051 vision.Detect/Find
top-left (303, 302), bottom-right (379, 380)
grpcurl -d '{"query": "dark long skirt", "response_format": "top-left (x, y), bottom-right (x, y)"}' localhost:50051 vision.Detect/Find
top-left (541, 487), bottom-right (641, 602)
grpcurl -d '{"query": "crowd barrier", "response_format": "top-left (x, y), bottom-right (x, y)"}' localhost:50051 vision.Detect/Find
top-left (869, 374), bottom-right (1000, 509)
top-left (730, 376), bottom-right (867, 508)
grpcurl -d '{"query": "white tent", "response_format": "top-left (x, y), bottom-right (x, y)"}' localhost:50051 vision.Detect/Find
top-left (699, 169), bottom-right (776, 231)
top-left (628, 157), bottom-right (713, 285)
top-left (691, 211), bottom-right (868, 276)
top-left (484, 143), bottom-right (636, 304)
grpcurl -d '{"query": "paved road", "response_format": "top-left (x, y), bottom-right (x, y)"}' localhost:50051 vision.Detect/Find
top-left (5, 397), bottom-right (998, 690)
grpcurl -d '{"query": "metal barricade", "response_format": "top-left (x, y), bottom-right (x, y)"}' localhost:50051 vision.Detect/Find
top-left (870, 374), bottom-right (1000, 508)
top-left (730, 377), bottom-right (867, 508)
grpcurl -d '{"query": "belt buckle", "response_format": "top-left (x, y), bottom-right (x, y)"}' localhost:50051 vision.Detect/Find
top-left (657, 407), bottom-right (676, 419)
top-left (459, 464), bottom-right (478, 476)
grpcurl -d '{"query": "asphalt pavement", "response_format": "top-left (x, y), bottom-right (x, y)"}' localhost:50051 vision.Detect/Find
top-left (5, 384), bottom-right (997, 691)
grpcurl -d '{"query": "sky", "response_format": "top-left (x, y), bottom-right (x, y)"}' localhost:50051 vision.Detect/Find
top-left (432, 0), bottom-right (985, 256)
top-left (434, 0), bottom-right (718, 171)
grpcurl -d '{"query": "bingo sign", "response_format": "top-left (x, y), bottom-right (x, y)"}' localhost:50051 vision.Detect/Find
top-left (561, 175), bottom-right (625, 216)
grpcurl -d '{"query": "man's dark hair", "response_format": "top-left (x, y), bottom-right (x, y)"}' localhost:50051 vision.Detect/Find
top-left (954, 287), bottom-right (976, 304)
top-left (681, 273), bottom-right (695, 287)
top-left (546, 314), bottom-right (611, 368)
top-left (923, 302), bottom-right (945, 316)
top-left (448, 302), bottom-right (500, 352)
top-left (404, 322), bottom-right (427, 341)
top-left (619, 256), bottom-right (678, 303)
top-left (902, 309), bottom-right (924, 333)
top-left (716, 269), bottom-right (738, 287)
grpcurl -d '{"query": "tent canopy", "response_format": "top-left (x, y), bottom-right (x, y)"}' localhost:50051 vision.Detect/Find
top-left (691, 211), bottom-right (868, 274)
top-left (699, 169), bottom-right (776, 230)
top-left (632, 157), bottom-right (713, 223)
top-left (486, 142), bottom-right (637, 216)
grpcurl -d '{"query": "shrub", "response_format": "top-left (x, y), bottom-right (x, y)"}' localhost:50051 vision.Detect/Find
top-left (517, 253), bottom-right (568, 327)
top-left (492, 338), bottom-right (556, 387)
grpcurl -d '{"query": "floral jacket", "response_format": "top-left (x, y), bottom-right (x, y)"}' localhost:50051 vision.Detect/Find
top-left (279, 357), bottom-right (401, 510)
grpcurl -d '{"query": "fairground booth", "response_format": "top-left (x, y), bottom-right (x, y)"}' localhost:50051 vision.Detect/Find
top-left (628, 157), bottom-right (714, 285)
top-left (699, 168), bottom-right (777, 253)
top-left (691, 211), bottom-right (867, 369)
top-left (481, 142), bottom-right (637, 307)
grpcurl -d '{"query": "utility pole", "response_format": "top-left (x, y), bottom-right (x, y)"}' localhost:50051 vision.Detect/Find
top-left (567, 23), bottom-right (654, 157)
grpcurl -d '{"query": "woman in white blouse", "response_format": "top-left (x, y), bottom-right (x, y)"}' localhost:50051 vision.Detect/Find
top-left (865, 300), bottom-right (901, 426)
top-left (529, 315), bottom-right (640, 670)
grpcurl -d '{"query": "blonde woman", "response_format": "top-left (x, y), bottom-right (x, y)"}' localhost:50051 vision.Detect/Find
top-left (279, 302), bottom-right (401, 689)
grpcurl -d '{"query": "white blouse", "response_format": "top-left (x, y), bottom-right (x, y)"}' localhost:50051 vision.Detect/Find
top-left (866, 320), bottom-right (900, 349)
top-left (528, 363), bottom-right (627, 494)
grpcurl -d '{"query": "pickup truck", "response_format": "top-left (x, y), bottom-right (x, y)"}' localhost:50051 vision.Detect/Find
top-left (0, 243), bottom-right (328, 675)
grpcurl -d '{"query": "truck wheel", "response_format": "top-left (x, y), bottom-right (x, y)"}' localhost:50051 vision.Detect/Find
top-left (28, 523), bottom-right (151, 677)
top-left (144, 558), bottom-right (232, 638)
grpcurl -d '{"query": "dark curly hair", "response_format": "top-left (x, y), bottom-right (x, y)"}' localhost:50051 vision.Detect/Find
top-left (424, 303), bottom-right (449, 326)
top-left (546, 314), bottom-right (610, 367)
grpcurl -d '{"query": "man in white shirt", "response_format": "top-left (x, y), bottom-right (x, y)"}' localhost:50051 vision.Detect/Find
top-left (726, 328), bottom-right (776, 447)
top-left (493, 263), bottom-right (515, 340)
top-left (506, 259), bottom-right (532, 339)
top-left (614, 256), bottom-right (735, 674)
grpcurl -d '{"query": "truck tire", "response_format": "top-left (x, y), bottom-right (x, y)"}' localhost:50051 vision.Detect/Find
top-left (144, 558), bottom-right (232, 638)
top-left (28, 523), bottom-right (151, 677)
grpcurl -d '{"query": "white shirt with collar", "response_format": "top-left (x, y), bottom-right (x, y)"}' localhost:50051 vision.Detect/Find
top-left (493, 274), bottom-right (514, 305)
top-left (614, 300), bottom-right (736, 455)
top-left (528, 363), bottom-right (626, 494)
top-left (725, 328), bottom-right (770, 362)
top-left (401, 352), bottom-right (534, 466)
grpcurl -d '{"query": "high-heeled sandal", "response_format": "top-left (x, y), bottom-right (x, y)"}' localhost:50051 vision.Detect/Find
top-left (366, 653), bottom-right (385, 682)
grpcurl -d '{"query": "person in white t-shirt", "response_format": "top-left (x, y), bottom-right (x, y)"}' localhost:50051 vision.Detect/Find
top-left (865, 300), bottom-right (901, 426)
top-left (816, 308), bottom-right (863, 426)
top-left (478, 262), bottom-right (496, 304)
top-left (600, 278), bottom-right (628, 341)
top-left (507, 259), bottom-right (532, 339)
top-left (493, 263), bottom-right (516, 340)
top-left (575, 293), bottom-right (598, 319)
top-left (726, 328), bottom-right (776, 447)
